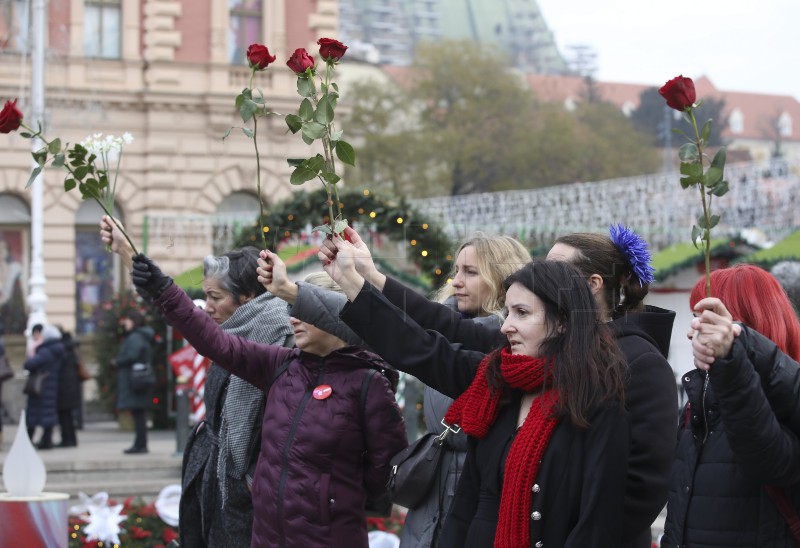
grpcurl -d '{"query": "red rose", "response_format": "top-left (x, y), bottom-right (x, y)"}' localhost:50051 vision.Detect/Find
top-left (286, 48), bottom-right (315, 74)
top-left (317, 38), bottom-right (348, 62)
top-left (246, 43), bottom-right (277, 70)
top-left (0, 99), bottom-right (23, 133)
top-left (659, 75), bottom-right (696, 111)
top-left (162, 528), bottom-right (178, 543)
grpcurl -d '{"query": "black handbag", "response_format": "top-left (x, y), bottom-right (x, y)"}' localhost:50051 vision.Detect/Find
top-left (386, 420), bottom-right (461, 509)
top-left (130, 362), bottom-right (156, 392)
top-left (23, 370), bottom-right (49, 396)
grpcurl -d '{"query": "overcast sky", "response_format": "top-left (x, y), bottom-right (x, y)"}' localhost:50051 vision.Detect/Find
top-left (536, 0), bottom-right (800, 100)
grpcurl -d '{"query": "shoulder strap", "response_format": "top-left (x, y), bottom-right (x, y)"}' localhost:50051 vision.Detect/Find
top-left (268, 354), bottom-right (294, 391)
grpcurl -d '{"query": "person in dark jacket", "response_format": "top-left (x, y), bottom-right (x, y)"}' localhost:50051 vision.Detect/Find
top-left (318, 241), bottom-right (630, 548)
top-left (261, 234), bottom-right (531, 547)
top-left (278, 224), bottom-right (677, 548)
top-left (24, 324), bottom-right (65, 450)
top-left (128, 253), bottom-right (408, 548)
top-left (56, 328), bottom-right (82, 447)
top-left (102, 213), bottom-right (296, 546)
top-left (662, 264), bottom-right (800, 548)
top-left (115, 309), bottom-right (155, 454)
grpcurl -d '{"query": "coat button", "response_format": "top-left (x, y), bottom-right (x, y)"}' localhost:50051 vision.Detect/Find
top-left (535, 542), bottom-right (544, 547)
top-left (684, 485), bottom-right (690, 493)
top-left (684, 376), bottom-right (691, 382)
top-left (532, 483), bottom-right (540, 493)
top-left (531, 511), bottom-right (542, 520)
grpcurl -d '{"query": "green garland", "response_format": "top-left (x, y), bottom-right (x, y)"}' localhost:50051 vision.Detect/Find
top-left (233, 189), bottom-right (454, 290)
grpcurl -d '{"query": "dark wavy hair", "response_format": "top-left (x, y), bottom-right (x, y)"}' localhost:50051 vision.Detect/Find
top-left (486, 259), bottom-right (627, 429)
top-left (202, 246), bottom-right (265, 304)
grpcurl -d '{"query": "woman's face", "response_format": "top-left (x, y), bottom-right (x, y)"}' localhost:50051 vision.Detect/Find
top-left (501, 282), bottom-right (552, 357)
top-left (289, 317), bottom-right (345, 356)
top-left (451, 245), bottom-right (490, 316)
top-left (203, 277), bottom-right (245, 325)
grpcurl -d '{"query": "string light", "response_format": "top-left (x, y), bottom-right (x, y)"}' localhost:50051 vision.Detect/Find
top-left (369, 212), bottom-right (376, 218)
top-left (396, 217), bottom-right (403, 224)
top-left (422, 223), bottom-right (428, 229)
top-left (421, 250), bottom-right (428, 257)
top-left (410, 239), bottom-right (417, 246)
top-left (287, 214), bottom-right (294, 220)
top-left (363, 189), bottom-right (370, 196)
top-left (263, 226), bottom-right (270, 233)
top-left (435, 268), bottom-right (442, 275)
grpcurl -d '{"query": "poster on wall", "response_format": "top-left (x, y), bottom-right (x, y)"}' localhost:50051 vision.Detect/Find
top-left (0, 228), bottom-right (29, 335)
top-left (75, 230), bottom-right (115, 335)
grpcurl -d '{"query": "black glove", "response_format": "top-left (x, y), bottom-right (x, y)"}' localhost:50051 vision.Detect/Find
top-left (131, 253), bottom-right (173, 302)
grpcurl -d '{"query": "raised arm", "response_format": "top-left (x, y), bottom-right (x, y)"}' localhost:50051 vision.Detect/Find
top-left (132, 254), bottom-right (292, 390)
top-left (100, 215), bottom-right (133, 269)
top-left (382, 275), bottom-right (504, 352)
top-left (340, 281), bottom-right (483, 399)
top-left (709, 329), bottom-right (800, 485)
top-left (257, 249), bottom-right (364, 346)
top-left (318, 231), bottom-right (503, 352)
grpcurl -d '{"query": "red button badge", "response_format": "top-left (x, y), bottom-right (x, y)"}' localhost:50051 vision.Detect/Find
top-left (313, 384), bottom-right (333, 400)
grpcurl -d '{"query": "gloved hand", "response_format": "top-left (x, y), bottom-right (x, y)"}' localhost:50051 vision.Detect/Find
top-left (131, 254), bottom-right (173, 302)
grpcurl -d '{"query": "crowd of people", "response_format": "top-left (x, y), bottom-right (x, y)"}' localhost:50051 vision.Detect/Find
top-left (22, 323), bottom-right (85, 450)
top-left (85, 215), bottom-right (800, 547)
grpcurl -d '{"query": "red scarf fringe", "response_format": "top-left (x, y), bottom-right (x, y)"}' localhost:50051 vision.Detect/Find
top-left (445, 348), bottom-right (560, 547)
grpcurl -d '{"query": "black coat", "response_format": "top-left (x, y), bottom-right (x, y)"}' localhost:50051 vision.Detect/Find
top-left (662, 326), bottom-right (800, 548)
top-left (341, 281), bottom-right (630, 547)
top-left (380, 276), bottom-right (677, 546)
top-left (57, 336), bottom-right (82, 411)
top-left (24, 338), bottom-right (64, 427)
top-left (115, 326), bottom-right (155, 410)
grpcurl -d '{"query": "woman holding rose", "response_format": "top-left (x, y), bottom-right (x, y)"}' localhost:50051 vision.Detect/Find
top-left (310, 237), bottom-right (630, 547)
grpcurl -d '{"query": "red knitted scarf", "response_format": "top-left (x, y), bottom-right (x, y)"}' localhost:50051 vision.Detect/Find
top-left (445, 348), bottom-right (560, 548)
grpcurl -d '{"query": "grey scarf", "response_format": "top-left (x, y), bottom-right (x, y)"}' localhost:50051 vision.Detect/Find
top-left (216, 291), bottom-right (293, 504)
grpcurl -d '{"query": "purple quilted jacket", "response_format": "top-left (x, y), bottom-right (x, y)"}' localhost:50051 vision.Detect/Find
top-left (155, 285), bottom-right (407, 548)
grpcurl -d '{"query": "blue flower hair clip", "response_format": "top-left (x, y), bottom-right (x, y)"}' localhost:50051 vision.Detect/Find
top-left (609, 224), bottom-right (656, 286)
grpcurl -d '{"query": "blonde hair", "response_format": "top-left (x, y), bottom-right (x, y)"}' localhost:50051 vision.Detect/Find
top-left (434, 232), bottom-right (531, 317)
top-left (303, 271), bottom-right (345, 294)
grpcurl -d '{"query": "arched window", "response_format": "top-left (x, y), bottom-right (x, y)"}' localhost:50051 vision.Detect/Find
top-left (0, 193), bottom-right (30, 335)
top-left (729, 108), bottom-right (744, 134)
top-left (213, 191), bottom-right (261, 255)
top-left (75, 200), bottom-right (122, 335)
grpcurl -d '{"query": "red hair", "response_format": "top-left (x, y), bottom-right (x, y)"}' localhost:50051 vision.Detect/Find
top-left (689, 264), bottom-right (800, 360)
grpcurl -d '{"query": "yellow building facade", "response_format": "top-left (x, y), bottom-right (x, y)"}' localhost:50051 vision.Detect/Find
top-left (0, 0), bottom-right (338, 336)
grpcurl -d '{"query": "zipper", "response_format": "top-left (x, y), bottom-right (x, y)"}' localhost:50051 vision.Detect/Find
top-left (700, 372), bottom-right (710, 445)
top-left (277, 365), bottom-right (325, 548)
top-left (681, 371), bottom-right (710, 544)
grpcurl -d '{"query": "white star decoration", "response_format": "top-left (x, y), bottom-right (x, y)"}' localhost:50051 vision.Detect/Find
top-left (71, 491), bottom-right (127, 545)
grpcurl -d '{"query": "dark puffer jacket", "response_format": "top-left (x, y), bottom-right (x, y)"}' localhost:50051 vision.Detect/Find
top-left (662, 326), bottom-right (800, 548)
top-left (24, 337), bottom-right (64, 427)
top-left (154, 284), bottom-right (408, 548)
top-left (115, 326), bottom-right (155, 410)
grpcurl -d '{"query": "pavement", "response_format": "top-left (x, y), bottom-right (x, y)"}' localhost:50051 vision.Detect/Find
top-left (0, 419), bottom-right (183, 504)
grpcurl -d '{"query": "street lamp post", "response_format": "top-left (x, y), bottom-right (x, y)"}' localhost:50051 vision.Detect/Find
top-left (26, 0), bottom-right (48, 331)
